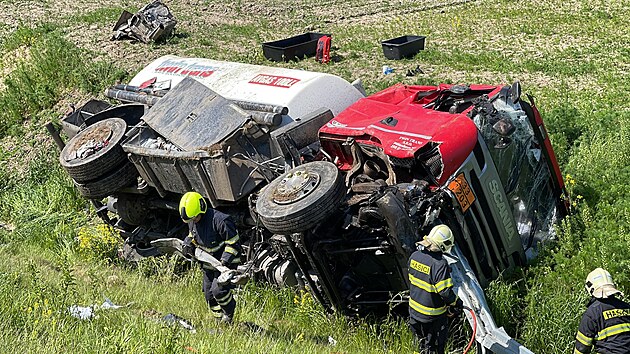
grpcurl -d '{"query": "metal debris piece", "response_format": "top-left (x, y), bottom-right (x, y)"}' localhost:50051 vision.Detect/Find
top-left (76, 139), bottom-right (108, 159)
top-left (112, 1), bottom-right (177, 43)
top-left (406, 65), bottom-right (424, 76)
top-left (162, 313), bottom-right (197, 333)
top-left (68, 297), bottom-right (129, 320)
top-left (100, 297), bottom-right (125, 310)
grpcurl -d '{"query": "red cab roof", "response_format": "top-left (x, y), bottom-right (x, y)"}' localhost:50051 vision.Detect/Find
top-left (319, 83), bottom-right (502, 184)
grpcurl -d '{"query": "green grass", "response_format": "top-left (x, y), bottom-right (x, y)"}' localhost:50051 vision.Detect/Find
top-left (0, 0), bottom-right (629, 352)
top-left (72, 7), bottom-right (125, 25)
top-left (0, 242), bottom-right (468, 353)
top-left (0, 26), bottom-right (126, 138)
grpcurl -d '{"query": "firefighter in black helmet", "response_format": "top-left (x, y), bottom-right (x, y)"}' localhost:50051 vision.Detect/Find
top-left (179, 191), bottom-right (242, 324)
top-left (574, 268), bottom-right (630, 353)
top-left (408, 224), bottom-right (462, 354)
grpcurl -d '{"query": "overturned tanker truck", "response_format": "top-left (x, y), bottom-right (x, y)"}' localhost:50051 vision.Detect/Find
top-left (50, 56), bottom-right (568, 353)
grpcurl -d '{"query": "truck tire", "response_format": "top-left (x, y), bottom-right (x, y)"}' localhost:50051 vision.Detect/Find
top-left (60, 118), bottom-right (128, 183)
top-left (74, 161), bottom-right (139, 198)
top-left (256, 161), bottom-right (345, 234)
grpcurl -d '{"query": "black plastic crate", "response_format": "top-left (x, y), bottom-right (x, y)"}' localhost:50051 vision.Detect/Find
top-left (263, 33), bottom-right (330, 62)
top-left (381, 35), bottom-right (425, 60)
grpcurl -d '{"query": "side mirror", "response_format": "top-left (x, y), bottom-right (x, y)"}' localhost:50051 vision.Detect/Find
top-left (510, 81), bottom-right (522, 104)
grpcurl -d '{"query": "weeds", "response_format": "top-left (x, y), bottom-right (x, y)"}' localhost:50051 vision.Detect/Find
top-left (71, 7), bottom-right (124, 25)
top-left (77, 224), bottom-right (120, 263)
top-left (0, 25), bottom-right (126, 138)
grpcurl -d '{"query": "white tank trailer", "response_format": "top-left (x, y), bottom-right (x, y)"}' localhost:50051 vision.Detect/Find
top-left (125, 55), bottom-right (366, 126)
top-left (88, 56), bottom-right (368, 207)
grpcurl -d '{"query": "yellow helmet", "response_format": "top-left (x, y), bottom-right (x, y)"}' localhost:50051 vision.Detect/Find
top-left (425, 224), bottom-right (454, 253)
top-left (585, 268), bottom-right (622, 299)
top-left (179, 192), bottom-right (207, 222)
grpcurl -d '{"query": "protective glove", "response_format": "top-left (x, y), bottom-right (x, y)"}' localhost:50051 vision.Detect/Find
top-left (181, 237), bottom-right (195, 259)
top-left (221, 258), bottom-right (237, 270)
top-left (447, 298), bottom-right (464, 318)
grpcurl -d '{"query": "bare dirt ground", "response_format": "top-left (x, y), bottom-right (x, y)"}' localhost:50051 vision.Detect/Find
top-left (0, 0), bottom-right (477, 82)
top-left (1, 0), bottom-right (627, 99)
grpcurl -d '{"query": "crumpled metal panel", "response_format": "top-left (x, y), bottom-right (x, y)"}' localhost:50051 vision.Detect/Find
top-left (140, 77), bottom-right (249, 151)
top-left (447, 247), bottom-right (535, 354)
top-left (112, 1), bottom-right (177, 43)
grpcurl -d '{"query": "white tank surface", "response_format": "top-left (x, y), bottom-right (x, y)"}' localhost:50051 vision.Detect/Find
top-left (129, 55), bottom-right (365, 125)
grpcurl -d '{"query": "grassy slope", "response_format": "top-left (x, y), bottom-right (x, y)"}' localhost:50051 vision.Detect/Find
top-left (0, 0), bottom-right (629, 352)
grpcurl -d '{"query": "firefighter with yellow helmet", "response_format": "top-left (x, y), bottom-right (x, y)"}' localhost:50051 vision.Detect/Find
top-left (179, 191), bottom-right (242, 323)
top-left (408, 224), bottom-right (463, 354)
top-left (574, 268), bottom-right (630, 353)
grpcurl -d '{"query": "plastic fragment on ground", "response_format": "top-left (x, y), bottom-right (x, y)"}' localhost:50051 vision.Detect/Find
top-left (68, 305), bottom-right (95, 320)
top-left (162, 313), bottom-right (197, 333)
top-left (328, 335), bottom-right (337, 346)
top-left (68, 296), bottom-right (127, 320)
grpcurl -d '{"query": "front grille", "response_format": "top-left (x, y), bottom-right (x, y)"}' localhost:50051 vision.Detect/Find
top-left (389, 156), bottom-right (414, 168)
top-left (416, 142), bottom-right (443, 179)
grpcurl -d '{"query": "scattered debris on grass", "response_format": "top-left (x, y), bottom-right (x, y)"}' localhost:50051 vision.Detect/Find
top-left (111, 1), bottom-right (176, 44)
top-left (406, 65), bottom-right (424, 76)
top-left (382, 65), bottom-right (394, 75)
top-left (68, 297), bottom-right (130, 320)
top-left (161, 313), bottom-right (196, 333)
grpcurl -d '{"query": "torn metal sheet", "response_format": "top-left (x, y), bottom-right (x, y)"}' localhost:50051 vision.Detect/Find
top-left (162, 313), bottom-right (196, 333)
top-left (447, 247), bottom-right (534, 354)
top-left (139, 77), bottom-right (250, 151)
top-left (112, 1), bottom-right (177, 43)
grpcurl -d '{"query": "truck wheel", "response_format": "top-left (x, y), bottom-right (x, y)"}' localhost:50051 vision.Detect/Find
top-left (74, 161), bottom-right (139, 198)
top-left (60, 118), bottom-right (128, 183)
top-left (256, 161), bottom-right (345, 234)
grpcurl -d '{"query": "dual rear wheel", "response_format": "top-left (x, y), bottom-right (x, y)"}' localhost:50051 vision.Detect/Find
top-left (59, 118), bottom-right (138, 198)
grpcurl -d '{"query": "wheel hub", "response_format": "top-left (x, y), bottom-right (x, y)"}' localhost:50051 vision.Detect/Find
top-left (272, 169), bottom-right (320, 205)
top-left (73, 125), bottom-right (113, 160)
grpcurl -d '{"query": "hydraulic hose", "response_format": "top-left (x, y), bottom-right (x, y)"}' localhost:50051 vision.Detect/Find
top-left (463, 306), bottom-right (477, 354)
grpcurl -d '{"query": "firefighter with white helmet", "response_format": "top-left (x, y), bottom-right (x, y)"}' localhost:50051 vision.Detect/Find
top-left (408, 224), bottom-right (462, 354)
top-left (574, 268), bottom-right (630, 353)
top-left (179, 191), bottom-right (242, 324)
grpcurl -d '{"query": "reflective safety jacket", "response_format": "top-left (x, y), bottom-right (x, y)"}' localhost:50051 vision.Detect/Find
top-left (408, 248), bottom-right (457, 323)
top-left (188, 209), bottom-right (241, 266)
top-left (574, 296), bottom-right (630, 354)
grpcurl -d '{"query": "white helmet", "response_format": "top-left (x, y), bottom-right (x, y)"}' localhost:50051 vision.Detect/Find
top-left (585, 268), bottom-right (622, 299)
top-left (423, 225), bottom-right (454, 253)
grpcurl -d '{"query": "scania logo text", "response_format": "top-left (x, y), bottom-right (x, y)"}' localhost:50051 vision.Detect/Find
top-left (489, 179), bottom-right (516, 243)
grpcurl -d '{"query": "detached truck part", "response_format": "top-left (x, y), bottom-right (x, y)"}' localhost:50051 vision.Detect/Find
top-left (448, 246), bottom-right (534, 354)
top-left (151, 238), bottom-right (248, 286)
